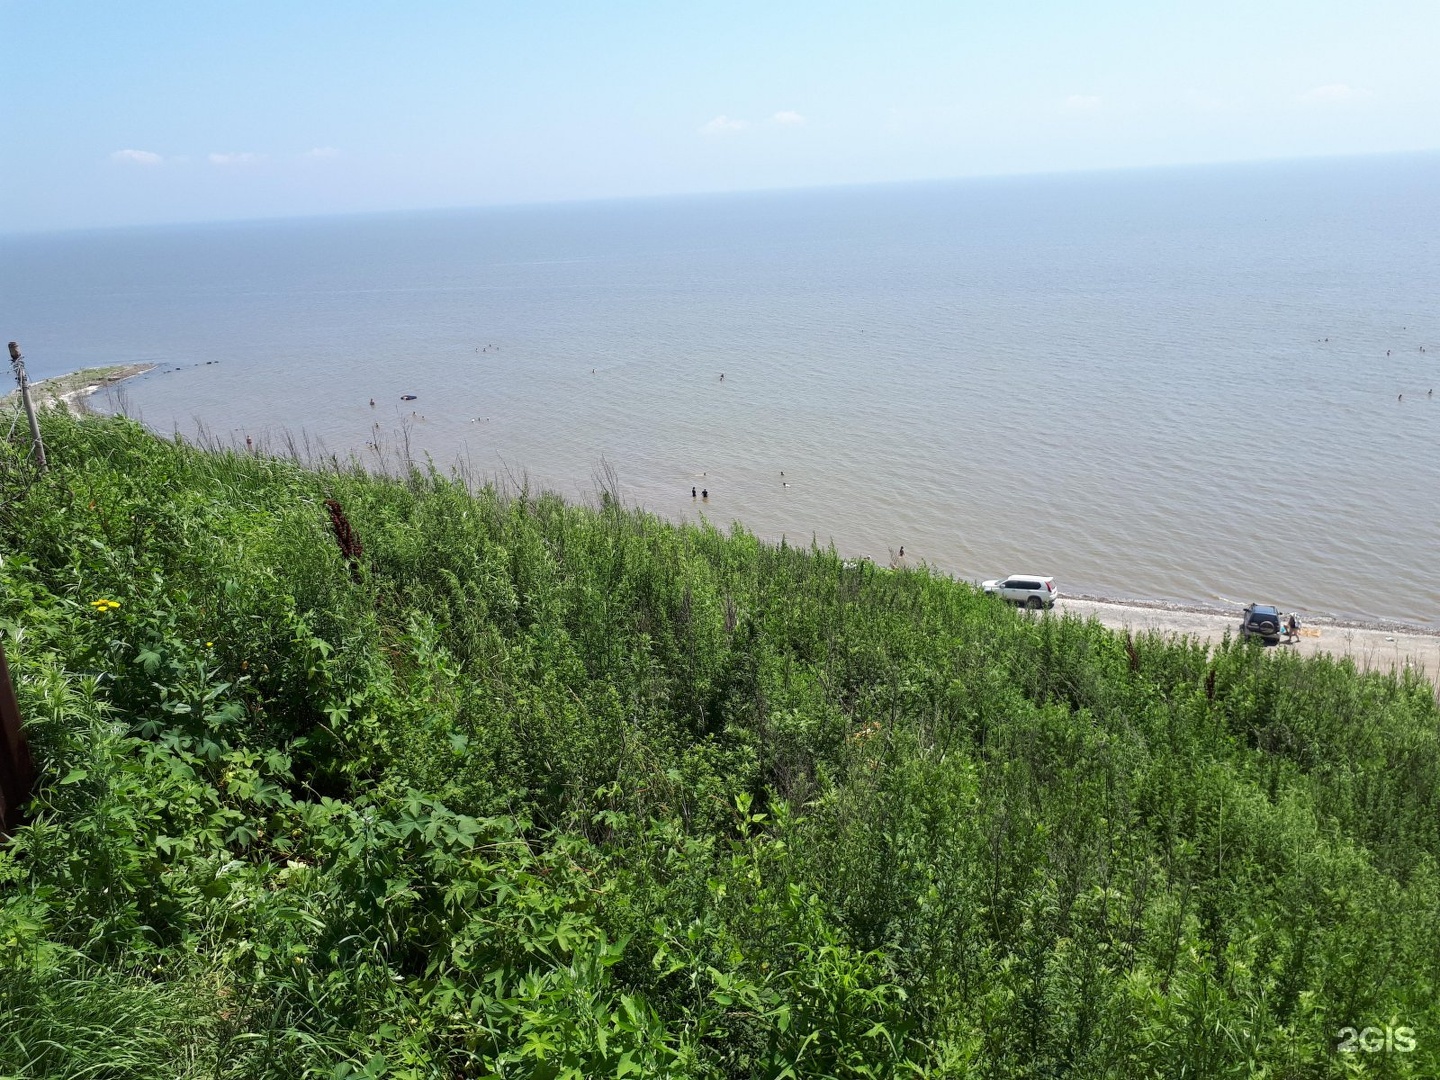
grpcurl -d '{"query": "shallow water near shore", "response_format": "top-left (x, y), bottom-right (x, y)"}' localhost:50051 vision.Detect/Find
top-left (4, 154), bottom-right (1439, 625)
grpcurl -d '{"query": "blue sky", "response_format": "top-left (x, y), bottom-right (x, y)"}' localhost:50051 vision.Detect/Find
top-left (3, 0), bottom-right (1436, 231)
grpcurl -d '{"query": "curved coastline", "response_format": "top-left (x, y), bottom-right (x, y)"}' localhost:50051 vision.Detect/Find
top-left (16, 364), bottom-right (1439, 676)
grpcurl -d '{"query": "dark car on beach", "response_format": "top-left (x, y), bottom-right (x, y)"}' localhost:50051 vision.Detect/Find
top-left (1239, 604), bottom-right (1283, 644)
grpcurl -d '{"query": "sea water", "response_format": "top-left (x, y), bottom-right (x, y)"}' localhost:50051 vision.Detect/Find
top-left (4, 153), bottom-right (1438, 625)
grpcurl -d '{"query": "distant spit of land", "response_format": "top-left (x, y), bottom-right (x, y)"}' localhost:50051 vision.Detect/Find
top-left (1, 363), bottom-right (155, 416)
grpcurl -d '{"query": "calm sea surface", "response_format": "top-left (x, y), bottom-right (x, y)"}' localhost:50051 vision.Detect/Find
top-left (5, 155), bottom-right (1439, 626)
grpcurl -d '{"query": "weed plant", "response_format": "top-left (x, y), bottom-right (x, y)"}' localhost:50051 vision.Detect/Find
top-left (0, 410), bottom-right (1436, 1078)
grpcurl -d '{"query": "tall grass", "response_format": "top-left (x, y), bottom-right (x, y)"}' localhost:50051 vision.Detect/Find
top-left (0, 409), bottom-right (1436, 1077)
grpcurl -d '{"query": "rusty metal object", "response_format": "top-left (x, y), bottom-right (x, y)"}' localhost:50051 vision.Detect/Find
top-left (0, 641), bottom-right (34, 837)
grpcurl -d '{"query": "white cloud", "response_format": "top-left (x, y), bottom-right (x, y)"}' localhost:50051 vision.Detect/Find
top-left (699, 115), bottom-right (748, 135)
top-left (208, 151), bottom-right (262, 165)
top-left (771, 110), bottom-right (806, 126)
top-left (111, 148), bottom-right (162, 165)
top-left (304, 146), bottom-right (340, 159)
top-left (1062, 94), bottom-right (1102, 112)
top-left (1300, 83), bottom-right (1365, 103)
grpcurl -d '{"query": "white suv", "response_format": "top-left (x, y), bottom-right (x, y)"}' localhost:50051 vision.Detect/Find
top-left (982, 575), bottom-right (1057, 610)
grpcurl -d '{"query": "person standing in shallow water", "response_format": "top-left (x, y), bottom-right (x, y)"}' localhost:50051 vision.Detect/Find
top-left (691, 487), bottom-right (696, 498)
top-left (701, 489), bottom-right (708, 500)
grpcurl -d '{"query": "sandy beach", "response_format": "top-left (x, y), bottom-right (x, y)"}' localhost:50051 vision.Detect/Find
top-left (2, 363), bottom-right (155, 416)
top-left (1058, 595), bottom-right (1440, 682)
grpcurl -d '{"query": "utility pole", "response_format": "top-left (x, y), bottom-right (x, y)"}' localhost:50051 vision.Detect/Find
top-left (6, 342), bottom-right (45, 472)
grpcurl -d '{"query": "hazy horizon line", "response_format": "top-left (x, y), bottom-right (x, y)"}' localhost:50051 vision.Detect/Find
top-left (6, 144), bottom-right (1438, 242)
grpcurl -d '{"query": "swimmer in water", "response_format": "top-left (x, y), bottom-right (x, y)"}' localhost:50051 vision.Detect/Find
top-left (370, 398), bottom-right (375, 407)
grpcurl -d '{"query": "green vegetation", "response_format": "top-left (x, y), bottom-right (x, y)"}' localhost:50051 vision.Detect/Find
top-left (1, 410), bottom-right (1437, 1078)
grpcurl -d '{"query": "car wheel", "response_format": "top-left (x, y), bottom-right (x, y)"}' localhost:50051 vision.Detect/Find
top-left (1026, 596), bottom-right (1042, 610)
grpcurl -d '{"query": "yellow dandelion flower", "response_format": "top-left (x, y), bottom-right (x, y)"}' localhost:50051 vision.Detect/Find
top-left (205, 642), bottom-right (213, 648)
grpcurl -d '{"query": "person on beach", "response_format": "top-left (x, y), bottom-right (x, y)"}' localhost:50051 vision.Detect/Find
top-left (1285, 613), bottom-right (1299, 643)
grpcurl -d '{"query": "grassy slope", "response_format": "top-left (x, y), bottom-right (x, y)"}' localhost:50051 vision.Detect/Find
top-left (1, 411), bottom-right (1437, 1078)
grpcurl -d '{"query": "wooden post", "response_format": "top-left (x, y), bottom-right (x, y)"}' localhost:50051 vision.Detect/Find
top-left (7, 341), bottom-right (46, 472)
top-left (0, 640), bottom-right (34, 837)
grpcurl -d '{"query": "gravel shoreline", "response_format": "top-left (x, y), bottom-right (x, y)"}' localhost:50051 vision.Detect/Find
top-left (1064, 591), bottom-right (1440, 639)
top-left (1056, 596), bottom-right (1440, 683)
